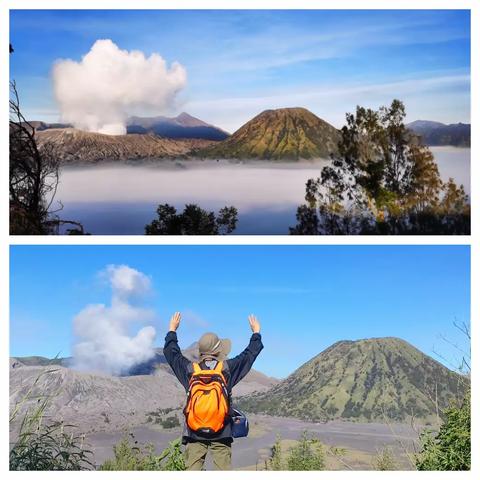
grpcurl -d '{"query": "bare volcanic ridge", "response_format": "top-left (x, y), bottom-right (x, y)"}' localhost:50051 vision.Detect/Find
top-left (35, 128), bottom-right (216, 164)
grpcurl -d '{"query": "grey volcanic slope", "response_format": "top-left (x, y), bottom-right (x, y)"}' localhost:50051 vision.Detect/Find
top-left (9, 364), bottom-right (186, 434)
top-left (10, 346), bottom-right (278, 434)
top-left (238, 337), bottom-right (466, 423)
top-left (35, 128), bottom-right (216, 164)
top-left (198, 107), bottom-right (340, 160)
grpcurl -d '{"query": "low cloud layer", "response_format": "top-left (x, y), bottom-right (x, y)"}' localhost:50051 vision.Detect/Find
top-left (53, 39), bottom-right (187, 135)
top-left (72, 265), bottom-right (157, 375)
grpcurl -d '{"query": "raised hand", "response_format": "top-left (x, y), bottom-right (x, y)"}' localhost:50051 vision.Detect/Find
top-left (248, 314), bottom-right (261, 334)
top-left (169, 312), bottom-right (181, 332)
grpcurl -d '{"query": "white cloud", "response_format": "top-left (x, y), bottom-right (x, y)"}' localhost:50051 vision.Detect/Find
top-left (72, 264), bottom-right (157, 375)
top-left (53, 39), bottom-right (187, 135)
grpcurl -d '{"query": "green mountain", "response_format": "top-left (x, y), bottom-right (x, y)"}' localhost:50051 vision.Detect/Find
top-left (198, 107), bottom-right (340, 160)
top-left (238, 337), bottom-right (466, 423)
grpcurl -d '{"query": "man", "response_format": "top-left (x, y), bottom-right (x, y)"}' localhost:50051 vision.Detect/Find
top-left (164, 311), bottom-right (263, 470)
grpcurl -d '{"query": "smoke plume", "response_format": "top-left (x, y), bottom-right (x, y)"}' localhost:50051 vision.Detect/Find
top-left (72, 265), bottom-right (157, 375)
top-left (53, 39), bottom-right (187, 135)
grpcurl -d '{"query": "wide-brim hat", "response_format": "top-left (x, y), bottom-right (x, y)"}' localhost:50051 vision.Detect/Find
top-left (198, 332), bottom-right (232, 361)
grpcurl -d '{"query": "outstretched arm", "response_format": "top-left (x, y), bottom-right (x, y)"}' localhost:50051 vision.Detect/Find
top-left (227, 315), bottom-right (264, 388)
top-left (163, 312), bottom-right (191, 390)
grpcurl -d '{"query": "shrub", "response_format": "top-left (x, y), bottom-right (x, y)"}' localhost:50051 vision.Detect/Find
top-left (9, 369), bottom-right (93, 470)
top-left (100, 434), bottom-right (185, 471)
top-left (373, 446), bottom-right (397, 471)
top-left (160, 415), bottom-right (180, 429)
top-left (416, 393), bottom-right (470, 471)
top-left (10, 411), bottom-right (93, 471)
top-left (286, 431), bottom-right (325, 470)
top-left (268, 435), bottom-right (283, 470)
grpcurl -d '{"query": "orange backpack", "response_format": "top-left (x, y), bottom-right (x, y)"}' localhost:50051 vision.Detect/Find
top-left (184, 361), bottom-right (230, 434)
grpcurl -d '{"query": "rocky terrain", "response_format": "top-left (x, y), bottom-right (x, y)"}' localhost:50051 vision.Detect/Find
top-left (35, 128), bottom-right (215, 164)
top-left (238, 337), bottom-right (466, 423)
top-left (9, 343), bottom-right (278, 435)
top-left (199, 107), bottom-right (340, 160)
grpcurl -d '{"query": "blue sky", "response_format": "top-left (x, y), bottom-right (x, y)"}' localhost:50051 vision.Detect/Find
top-left (9, 9), bottom-right (470, 131)
top-left (10, 245), bottom-right (470, 378)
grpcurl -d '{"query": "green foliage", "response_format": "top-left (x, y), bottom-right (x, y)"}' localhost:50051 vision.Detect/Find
top-left (291, 99), bottom-right (470, 235)
top-left (100, 434), bottom-right (185, 471)
top-left (145, 203), bottom-right (237, 235)
top-left (157, 415), bottom-right (180, 429)
top-left (265, 432), bottom-right (325, 471)
top-left (416, 393), bottom-right (470, 471)
top-left (373, 446), bottom-right (397, 471)
top-left (286, 431), bottom-right (325, 471)
top-left (10, 421), bottom-right (93, 471)
top-left (10, 367), bottom-right (94, 471)
top-left (268, 435), bottom-right (283, 470)
top-left (9, 392), bottom-right (93, 471)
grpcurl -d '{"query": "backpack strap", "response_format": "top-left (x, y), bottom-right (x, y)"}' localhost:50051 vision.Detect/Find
top-left (213, 361), bottom-right (223, 374)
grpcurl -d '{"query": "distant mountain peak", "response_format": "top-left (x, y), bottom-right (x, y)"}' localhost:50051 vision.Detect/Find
top-left (126, 112), bottom-right (229, 141)
top-left (407, 120), bottom-right (470, 147)
top-left (174, 112), bottom-right (208, 127)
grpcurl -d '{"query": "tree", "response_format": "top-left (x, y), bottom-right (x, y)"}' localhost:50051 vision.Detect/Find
top-left (415, 394), bottom-right (470, 470)
top-left (286, 431), bottom-right (325, 471)
top-left (415, 320), bottom-right (471, 471)
top-left (291, 100), bottom-right (470, 235)
top-left (9, 80), bottom-right (85, 235)
top-left (145, 203), bottom-right (238, 235)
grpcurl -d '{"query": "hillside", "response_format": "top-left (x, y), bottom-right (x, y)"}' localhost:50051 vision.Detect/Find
top-left (10, 346), bottom-right (278, 434)
top-left (238, 337), bottom-right (466, 423)
top-left (35, 128), bottom-right (216, 164)
top-left (127, 112), bottom-right (229, 141)
top-left (198, 107), bottom-right (340, 160)
top-left (407, 120), bottom-right (470, 147)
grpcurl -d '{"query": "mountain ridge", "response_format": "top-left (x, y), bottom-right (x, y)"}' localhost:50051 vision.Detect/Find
top-left (35, 128), bottom-right (215, 164)
top-left (126, 112), bottom-right (229, 141)
top-left (407, 120), bottom-right (470, 147)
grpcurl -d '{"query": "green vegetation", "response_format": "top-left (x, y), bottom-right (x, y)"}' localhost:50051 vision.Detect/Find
top-left (146, 409), bottom-right (181, 429)
top-left (9, 374), bottom-right (93, 470)
top-left (373, 446), bottom-right (397, 470)
top-left (199, 107), bottom-right (340, 160)
top-left (416, 393), bottom-right (470, 470)
top-left (238, 337), bottom-right (465, 424)
top-left (100, 434), bottom-right (185, 471)
top-left (265, 431), bottom-right (325, 471)
top-left (145, 203), bottom-right (238, 235)
top-left (291, 100), bottom-right (470, 235)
